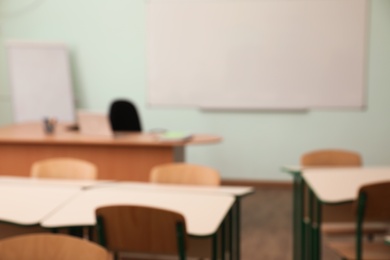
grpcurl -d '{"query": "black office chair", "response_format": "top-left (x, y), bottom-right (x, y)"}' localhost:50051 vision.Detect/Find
top-left (109, 99), bottom-right (142, 131)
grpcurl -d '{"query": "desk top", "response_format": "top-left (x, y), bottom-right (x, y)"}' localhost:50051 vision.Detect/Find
top-left (0, 123), bottom-right (222, 147)
top-left (114, 181), bottom-right (254, 197)
top-left (0, 176), bottom-right (113, 190)
top-left (0, 183), bottom-right (80, 226)
top-left (41, 187), bottom-right (235, 236)
top-left (303, 167), bottom-right (390, 204)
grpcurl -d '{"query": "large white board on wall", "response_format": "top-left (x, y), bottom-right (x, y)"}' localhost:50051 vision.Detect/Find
top-left (147, 0), bottom-right (368, 109)
top-left (7, 41), bottom-right (76, 123)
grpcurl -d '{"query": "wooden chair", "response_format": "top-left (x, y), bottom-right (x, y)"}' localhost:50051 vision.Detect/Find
top-left (149, 163), bottom-right (221, 186)
top-left (150, 163), bottom-right (222, 258)
top-left (96, 205), bottom-right (187, 260)
top-left (328, 182), bottom-right (390, 260)
top-left (301, 149), bottom-right (387, 238)
top-left (31, 157), bottom-right (97, 180)
top-left (0, 233), bottom-right (112, 260)
top-left (301, 149), bottom-right (362, 167)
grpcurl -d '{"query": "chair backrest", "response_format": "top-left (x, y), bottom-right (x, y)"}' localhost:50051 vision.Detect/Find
top-left (354, 182), bottom-right (390, 260)
top-left (109, 99), bottom-right (142, 132)
top-left (150, 163), bottom-right (221, 186)
top-left (0, 233), bottom-right (111, 260)
top-left (301, 149), bottom-right (362, 222)
top-left (96, 205), bottom-right (187, 258)
top-left (31, 157), bottom-right (97, 180)
top-left (301, 149), bottom-right (362, 167)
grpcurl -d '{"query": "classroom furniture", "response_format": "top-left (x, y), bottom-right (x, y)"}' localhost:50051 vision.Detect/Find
top-left (93, 182), bottom-right (254, 260)
top-left (0, 122), bottom-right (221, 181)
top-left (0, 176), bottom-right (251, 260)
top-left (0, 176), bottom-right (113, 190)
top-left (0, 233), bottom-right (112, 260)
top-left (284, 149), bottom-right (383, 260)
top-left (301, 149), bottom-right (362, 167)
top-left (149, 163), bottom-right (221, 258)
top-left (31, 157), bottom-right (97, 180)
top-left (147, 0), bottom-right (367, 109)
top-left (301, 150), bottom-right (384, 237)
top-left (302, 167), bottom-right (390, 260)
top-left (96, 205), bottom-right (187, 260)
top-left (7, 41), bottom-right (76, 123)
top-left (327, 182), bottom-right (390, 260)
top-left (150, 162), bottom-right (221, 186)
top-left (41, 187), bottom-right (234, 259)
top-left (108, 99), bottom-right (142, 132)
top-left (0, 181), bottom-right (81, 226)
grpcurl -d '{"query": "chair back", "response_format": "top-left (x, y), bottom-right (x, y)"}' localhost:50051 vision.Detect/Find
top-left (150, 163), bottom-right (221, 186)
top-left (0, 233), bottom-right (111, 260)
top-left (96, 206), bottom-right (187, 258)
top-left (301, 149), bottom-right (362, 222)
top-left (31, 157), bottom-right (97, 180)
top-left (301, 149), bottom-right (362, 167)
top-left (357, 182), bottom-right (390, 222)
top-left (109, 99), bottom-right (142, 131)
top-left (354, 182), bottom-right (390, 260)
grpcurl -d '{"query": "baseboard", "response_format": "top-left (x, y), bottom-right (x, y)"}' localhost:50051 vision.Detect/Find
top-left (221, 179), bottom-right (292, 189)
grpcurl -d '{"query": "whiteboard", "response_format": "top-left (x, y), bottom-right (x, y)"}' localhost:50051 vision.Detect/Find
top-left (147, 0), bottom-right (368, 109)
top-left (7, 41), bottom-right (76, 123)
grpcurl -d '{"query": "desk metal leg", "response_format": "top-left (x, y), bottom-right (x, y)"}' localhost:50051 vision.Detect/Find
top-left (174, 147), bottom-right (185, 162)
top-left (229, 207), bottom-right (234, 260)
top-left (212, 232), bottom-right (218, 260)
top-left (309, 189), bottom-right (316, 260)
top-left (234, 199), bottom-right (241, 260)
top-left (292, 174), bottom-right (303, 260)
top-left (308, 188), bottom-right (322, 260)
top-left (314, 196), bottom-right (322, 260)
top-left (300, 179), bottom-right (308, 260)
top-left (221, 220), bottom-right (226, 260)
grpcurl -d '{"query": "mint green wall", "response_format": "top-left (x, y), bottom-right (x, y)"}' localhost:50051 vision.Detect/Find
top-left (0, 0), bottom-right (389, 181)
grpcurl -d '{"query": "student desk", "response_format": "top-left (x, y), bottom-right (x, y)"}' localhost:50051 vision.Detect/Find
top-left (0, 177), bottom-right (252, 260)
top-left (302, 167), bottom-right (390, 260)
top-left (0, 123), bottom-right (221, 181)
top-left (114, 182), bottom-right (255, 260)
top-left (0, 181), bottom-right (81, 226)
top-left (41, 187), bottom-right (235, 260)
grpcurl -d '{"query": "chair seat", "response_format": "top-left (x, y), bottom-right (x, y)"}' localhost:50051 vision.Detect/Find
top-left (322, 222), bottom-right (388, 236)
top-left (328, 241), bottom-right (390, 260)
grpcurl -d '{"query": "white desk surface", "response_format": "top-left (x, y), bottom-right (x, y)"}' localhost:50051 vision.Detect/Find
top-left (111, 181), bottom-right (254, 197)
top-left (0, 176), bottom-right (113, 189)
top-left (302, 167), bottom-right (390, 204)
top-left (41, 187), bottom-right (235, 236)
top-left (0, 183), bottom-right (81, 225)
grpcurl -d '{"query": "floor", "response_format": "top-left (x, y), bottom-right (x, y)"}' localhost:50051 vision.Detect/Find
top-left (240, 187), bottom-right (341, 260)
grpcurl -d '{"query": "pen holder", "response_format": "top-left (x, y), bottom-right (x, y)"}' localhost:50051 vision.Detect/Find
top-left (43, 117), bottom-right (57, 134)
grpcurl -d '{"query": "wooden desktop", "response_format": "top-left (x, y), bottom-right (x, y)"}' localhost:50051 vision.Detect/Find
top-left (0, 123), bottom-right (221, 181)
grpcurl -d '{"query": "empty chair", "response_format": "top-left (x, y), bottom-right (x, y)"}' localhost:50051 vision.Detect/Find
top-left (31, 157), bottom-right (97, 180)
top-left (96, 205), bottom-right (187, 260)
top-left (0, 233), bottom-right (111, 260)
top-left (150, 163), bottom-right (221, 186)
top-left (150, 163), bottom-right (221, 259)
top-left (109, 99), bottom-right (142, 132)
top-left (301, 149), bottom-right (362, 167)
top-left (328, 182), bottom-right (390, 260)
top-left (301, 149), bottom-right (386, 237)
